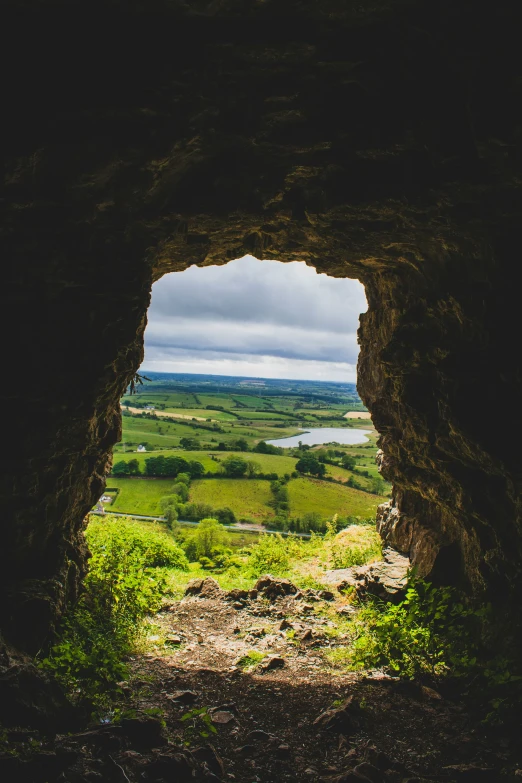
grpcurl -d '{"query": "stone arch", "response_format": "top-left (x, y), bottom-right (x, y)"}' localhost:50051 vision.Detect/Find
top-left (2, 0), bottom-right (522, 653)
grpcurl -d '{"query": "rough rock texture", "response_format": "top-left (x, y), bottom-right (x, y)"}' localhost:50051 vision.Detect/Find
top-left (323, 548), bottom-right (410, 600)
top-left (2, 0), bottom-right (522, 650)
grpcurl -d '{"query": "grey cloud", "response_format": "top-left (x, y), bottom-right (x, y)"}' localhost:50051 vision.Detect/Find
top-left (145, 319), bottom-right (360, 363)
top-left (142, 256), bottom-right (366, 380)
top-left (149, 257), bottom-right (365, 332)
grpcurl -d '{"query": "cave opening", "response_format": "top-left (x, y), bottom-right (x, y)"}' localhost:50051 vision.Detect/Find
top-left (3, 0), bottom-right (522, 773)
top-left (106, 253), bottom-right (379, 546)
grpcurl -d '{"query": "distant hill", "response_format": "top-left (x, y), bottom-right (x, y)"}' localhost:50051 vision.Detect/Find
top-left (137, 371), bottom-right (361, 401)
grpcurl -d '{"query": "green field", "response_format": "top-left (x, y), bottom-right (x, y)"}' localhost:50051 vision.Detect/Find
top-left (190, 479), bottom-right (273, 522)
top-left (108, 478), bottom-right (176, 516)
top-left (233, 410), bottom-right (290, 420)
top-left (111, 449), bottom-right (301, 476)
top-left (288, 477), bottom-right (380, 519)
top-left (108, 373), bottom-right (386, 525)
top-left (115, 410), bottom-right (302, 454)
top-left (107, 474), bottom-right (381, 522)
top-left (162, 407), bottom-right (238, 421)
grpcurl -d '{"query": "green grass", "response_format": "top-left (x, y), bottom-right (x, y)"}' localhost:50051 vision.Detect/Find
top-left (190, 479), bottom-right (273, 521)
top-left (196, 394), bottom-right (239, 409)
top-left (232, 395), bottom-right (271, 408)
top-left (234, 411), bottom-right (290, 420)
top-left (162, 407), bottom-right (238, 421)
top-left (236, 651), bottom-right (267, 670)
top-left (122, 392), bottom-right (199, 407)
top-left (110, 450), bottom-right (300, 476)
top-left (288, 477), bottom-right (380, 518)
top-left (108, 478), bottom-right (176, 516)
top-left (116, 411), bottom-right (303, 453)
top-left (108, 474), bottom-right (381, 521)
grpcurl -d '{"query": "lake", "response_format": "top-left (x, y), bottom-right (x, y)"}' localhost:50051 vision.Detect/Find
top-left (266, 427), bottom-right (371, 448)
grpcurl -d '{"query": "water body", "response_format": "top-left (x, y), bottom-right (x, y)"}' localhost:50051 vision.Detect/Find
top-left (266, 427), bottom-right (371, 448)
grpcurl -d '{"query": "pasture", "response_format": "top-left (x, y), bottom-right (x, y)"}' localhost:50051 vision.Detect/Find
top-left (108, 477), bottom-right (176, 516)
top-left (189, 479), bottom-right (274, 522)
top-left (287, 477), bottom-right (380, 519)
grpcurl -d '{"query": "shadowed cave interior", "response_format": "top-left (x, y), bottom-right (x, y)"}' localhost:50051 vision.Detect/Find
top-left (2, 1), bottom-right (522, 780)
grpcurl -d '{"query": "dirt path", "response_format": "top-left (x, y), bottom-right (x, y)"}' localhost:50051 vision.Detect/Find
top-left (24, 576), bottom-right (517, 782)
top-left (118, 577), bottom-right (508, 783)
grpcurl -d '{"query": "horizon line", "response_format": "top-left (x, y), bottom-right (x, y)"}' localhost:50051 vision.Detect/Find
top-left (138, 368), bottom-right (359, 385)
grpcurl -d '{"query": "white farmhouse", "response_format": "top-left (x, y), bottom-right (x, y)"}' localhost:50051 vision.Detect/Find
top-left (137, 444), bottom-right (147, 452)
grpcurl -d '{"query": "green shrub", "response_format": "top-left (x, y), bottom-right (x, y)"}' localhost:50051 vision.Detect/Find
top-left (86, 518), bottom-right (189, 570)
top-left (40, 518), bottom-right (188, 710)
top-left (349, 580), bottom-right (482, 679)
top-left (198, 556), bottom-right (215, 570)
top-left (248, 533), bottom-right (291, 576)
top-left (193, 518), bottom-right (229, 558)
top-left (346, 579), bottom-right (522, 723)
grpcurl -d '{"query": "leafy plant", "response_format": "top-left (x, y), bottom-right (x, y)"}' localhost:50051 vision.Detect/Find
top-left (248, 533), bottom-right (291, 576)
top-left (193, 517), bottom-right (229, 558)
top-left (348, 580), bottom-right (481, 678)
top-left (343, 579), bottom-right (522, 723)
top-left (180, 708), bottom-right (217, 744)
top-left (40, 518), bottom-right (187, 711)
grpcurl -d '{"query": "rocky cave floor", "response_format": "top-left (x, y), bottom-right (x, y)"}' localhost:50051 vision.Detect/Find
top-left (3, 576), bottom-right (522, 783)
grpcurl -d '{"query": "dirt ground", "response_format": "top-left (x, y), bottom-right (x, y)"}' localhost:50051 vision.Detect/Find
top-left (6, 576), bottom-right (521, 783)
top-left (122, 577), bottom-right (521, 782)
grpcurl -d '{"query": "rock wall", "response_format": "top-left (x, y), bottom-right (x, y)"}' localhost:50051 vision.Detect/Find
top-left (2, 0), bottom-right (522, 650)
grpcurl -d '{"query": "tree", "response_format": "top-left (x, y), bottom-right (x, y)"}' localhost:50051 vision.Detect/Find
top-left (254, 440), bottom-right (283, 455)
top-left (164, 505), bottom-right (179, 529)
top-left (127, 458), bottom-right (140, 475)
top-left (215, 507), bottom-right (237, 526)
top-left (188, 460), bottom-right (204, 478)
top-left (301, 511), bottom-right (323, 533)
top-left (176, 472), bottom-right (191, 485)
top-left (112, 460), bottom-right (130, 476)
top-left (164, 456), bottom-right (189, 476)
top-left (232, 437), bottom-right (249, 452)
top-left (160, 494), bottom-right (180, 511)
top-left (172, 482), bottom-right (189, 502)
top-left (370, 476), bottom-right (386, 495)
top-left (145, 455), bottom-right (167, 476)
top-left (295, 454), bottom-right (326, 477)
top-left (183, 502), bottom-right (214, 521)
top-left (222, 455), bottom-right (248, 477)
top-left (246, 460), bottom-right (261, 477)
top-left (180, 437), bottom-right (201, 451)
top-left (194, 518), bottom-right (228, 558)
top-left (341, 455), bottom-right (356, 470)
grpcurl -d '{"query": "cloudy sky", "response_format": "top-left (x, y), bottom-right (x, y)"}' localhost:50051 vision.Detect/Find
top-left (141, 255), bottom-right (367, 382)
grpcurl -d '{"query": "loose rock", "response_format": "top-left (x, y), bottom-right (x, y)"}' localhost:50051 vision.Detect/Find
top-left (211, 710), bottom-right (235, 725)
top-left (254, 575), bottom-right (298, 600)
top-left (168, 690), bottom-right (199, 704)
top-left (313, 697), bottom-right (360, 734)
top-left (259, 656), bottom-right (285, 671)
top-left (185, 578), bottom-right (224, 599)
